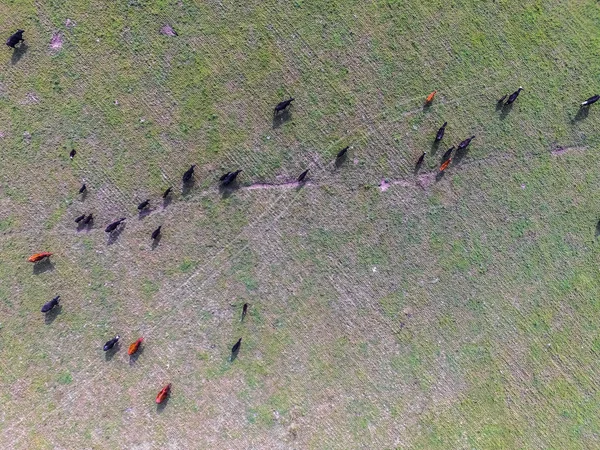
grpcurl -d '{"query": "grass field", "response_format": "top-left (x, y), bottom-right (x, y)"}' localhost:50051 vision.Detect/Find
top-left (1, 0), bottom-right (600, 448)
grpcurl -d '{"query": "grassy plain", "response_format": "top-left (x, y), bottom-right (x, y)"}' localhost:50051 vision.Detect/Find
top-left (1, 0), bottom-right (600, 448)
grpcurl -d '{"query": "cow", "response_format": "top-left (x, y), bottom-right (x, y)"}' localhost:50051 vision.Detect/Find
top-left (297, 169), bottom-right (309, 182)
top-left (425, 90), bottom-right (437, 104)
top-left (128, 337), bottom-right (143, 356)
top-left (436, 122), bottom-right (447, 141)
top-left (6, 30), bottom-right (24, 48)
top-left (162, 186), bottom-right (172, 198)
top-left (79, 183), bottom-right (87, 194)
top-left (337, 146), bottom-right (349, 158)
top-left (241, 303), bottom-right (248, 322)
top-left (103, 335), bottom-right (120, 351)
top-left (274, 97), bottom-right (294, 114)
top-left (581, 94), bottom-right (600, 106)
top-left (231, 338), bottom-right (242, 355)
top-left (151, 226), bottom-right (162, 240)
top-left (182, 165), bottom-right (196, 183)
top-left (457, 135), bottom-right (475, 150)
top-left (221, 170), bottom-right (242, 186)
top-left (156, 383), bottom-right (171, 404)
top-left (41, 295), bottom-right (60, 313)
top-left (75, 214), bottom-right (85, 223)
top-left (83, 214), bottom-right (93, 225)
top-left (137, 200), bottom-right (150, 210)
top-left (439, 158), bottom-right (452, 172)
top-left (28, 252), bottom-right (53, 262)
top-left (416, 152), bottom-right (426, 167)
top-left (69, 149), bottom-right (76, 159)
top-left (105, 218), bottom-right (125, 233)
top-left (443, 146), bottom-right (455, 160)
top-left (506, 87), bottom-right (523, 105)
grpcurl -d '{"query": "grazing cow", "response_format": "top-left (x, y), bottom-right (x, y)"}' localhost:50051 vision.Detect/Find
top-left (6, 30), bottom-right (24, 48)
top-left (162, 186), bottom-right (172, 198)
top-left (581, 94), bottom-right (600, 106)
top-left (28, 252), bottom-right (53, 263)
top-left (241, 303), bottom-right (248, 322)
top-left (41, 295), bottom-right (60, 313)
top-left (457, 135), bottom-right (475, 150)
top-left (103, 335), bottom-right (120, 351)
top-left (128, 337), bottom-right (143, 356)
top-left (425, 90), bottom-right (437, 104)
top-left (75, 214), bottom-right (85, 223)
top-left (105, 218), bottom-right (125, 233)
top-left (69, 149), bottom-right (76, 159)
top-left (231, 338), bottom-right (242, 355)
top-left (182, 165), bottom-right (196, 182)
top-left (274, 97), bottom-right (294, 114)
top-left (506, 87), bottom-right (523, 105)
top-left (416, 152), bottom-right (426, 167)
top-left (221, 170), bottom-right (242, 186)
top-left (439, 158), bottom-right (452, 172)
top-left (297, 169), bottom-right (309, 182)
top-left (137, 200), bottom-right (150, 210)
top-left (151, 226), bottom-right (162, 240)
top-left (443, 146), bottom-right (455, 160)
top-left (79, 184), bottom-right (87, 194)
top-left (337, 146), bottom-right (349, 158)
top-left (436, 122), bottom-right (447, 141)
top-left (83, 214), bottom-right (93, 225)
top-left (156, 383), bottom-right (171, 404)
top-left (497, 94), bottom-right (507, 105)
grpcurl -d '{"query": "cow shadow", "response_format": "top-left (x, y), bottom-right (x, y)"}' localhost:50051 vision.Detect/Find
top-left (430, 139), bottom-right (440, 155)
top-left (219, 181), bottom-right (240, 199)
top-left (435, 171), bottom-right (446, 182)
top-left (11, 43), bottom-right (28, 65)
top-left (156, 395), bottom-right (170, 413)
top-left (453, 148), bottom-right (469, 165)
top-left (182, 179), bottom-right (195, 196)
top-left (33, 259), bottom-right (55, 275)
top-left (104, 343), bottom-right (120, 361)
top-left (138, 208), bottom-right (153, 220)
top-left (334, 153), bottom-right (348, 169)
top-left (499, 102), bottom-right (514, 120)
top-left (107, 224), bottom-right (126, 245)
top-left (295, 180), bottom-right (306, 192)
top-left (44, 304), bottom-right (62, 324)
top-left (272, 109), bottom-right (291, 129)
top-left (151, 233), bottom-right (162, 250)
top-left (79, 190), bottom-right (88, 202)
top-left (595, 220), bottom-right (600, 239)
top-left (572, 106), bottom-right (589, 123)
top-left (162, 196), bottom-right (172, 208)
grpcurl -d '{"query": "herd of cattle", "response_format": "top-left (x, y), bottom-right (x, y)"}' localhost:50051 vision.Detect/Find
top-left (7, 26), bottom-right (600, 406)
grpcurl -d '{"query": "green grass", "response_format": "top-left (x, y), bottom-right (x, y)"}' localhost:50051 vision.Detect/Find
top-left (1, 0), bottom-right (600, 448)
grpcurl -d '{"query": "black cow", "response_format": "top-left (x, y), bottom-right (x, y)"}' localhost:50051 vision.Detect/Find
top-left (443, 146), bottom-right (455, 160)
top-left (105, 218), bottom-right (125, 233)
top-left (506, 87), bottom-right (523, 105)
top-left (69, 149), bottom-right (76, 159)
top-left (103, 335), bottom-right (120, 351)
top-left (581, 95), bottom-right (600, 107)
top-left (241, 303), bottom-right (248, 322)
top-left (151, 226), bottom-right (162, 240)
top-left (221, 170), bottom-right (242, 186)
top-left (182, 165), bottom-right (196, 183)
top-left (75, 214), bottom-right (85, 223)
top-left (231, 338), bottom-right (242, 354)
top-left (457, 136), bottom-right (475, 150)
top-left (137, 200), bottom-right (150, 210)
top-left (83, 214), bottom-right (93, 225)
top-left (337, 146), bottom-right (349, 158)
top-left (41, 295), bottom-right (60, 313)
top-left (436, 122), bottom-right (447, 141)
top-left (274, 97), bottom-right (294, 114)
top-left (297, 169), bottom-right (309, 182)
top-left (162, 186), bottom-right (173, 198)
top-left (416, 152), bottom-right (426, 167)
top-left (6, 30), bottom-right (24, 48)
top-left (79, 183), bottom-right (87, 194)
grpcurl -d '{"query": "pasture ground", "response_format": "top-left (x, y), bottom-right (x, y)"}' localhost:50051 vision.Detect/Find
top-left (1, 0), bottom-right (600, 448)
